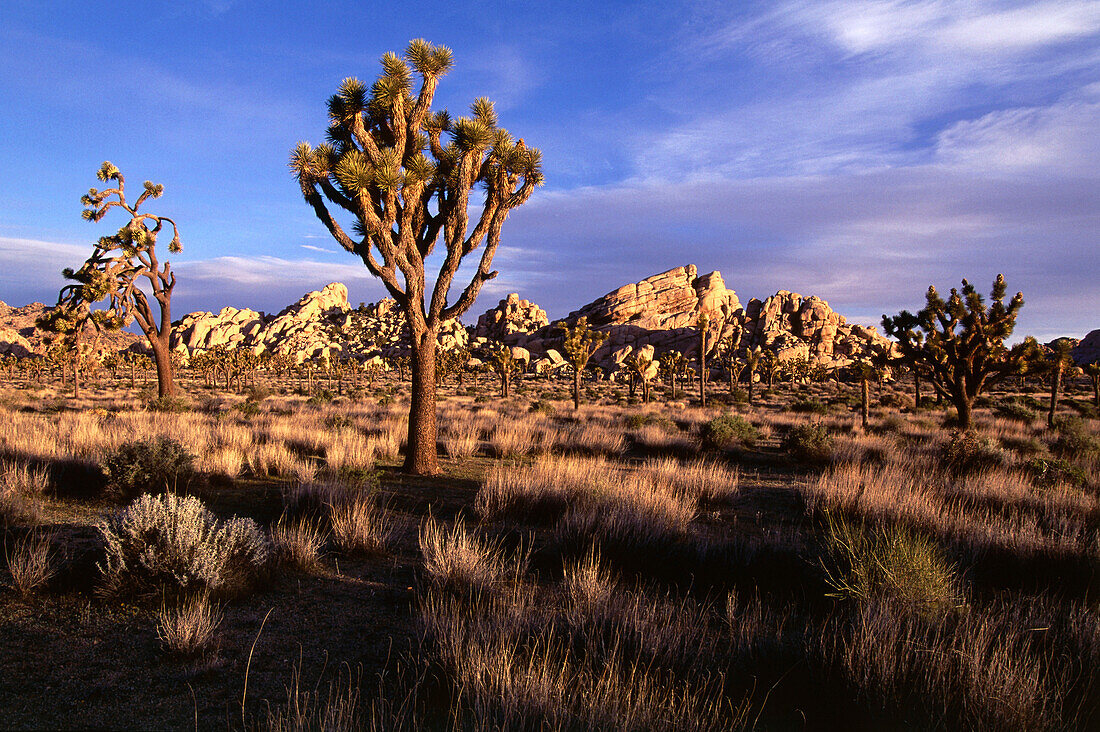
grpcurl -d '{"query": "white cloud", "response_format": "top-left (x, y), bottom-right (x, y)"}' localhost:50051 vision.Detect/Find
top-left (300, 244), bottom-right (338, 254)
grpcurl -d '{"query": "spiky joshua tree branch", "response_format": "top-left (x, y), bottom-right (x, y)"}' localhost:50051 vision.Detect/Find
top-left (290, 39), bottom-right (543, 475)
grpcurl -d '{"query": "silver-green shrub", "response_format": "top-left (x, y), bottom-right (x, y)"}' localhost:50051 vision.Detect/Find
top-left (97, 492), bottom-right (268, 599)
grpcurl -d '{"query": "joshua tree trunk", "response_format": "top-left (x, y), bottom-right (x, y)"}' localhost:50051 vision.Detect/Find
top-left (699, 344), bottom-right (708, 408)
top-left (72, 358), bottom-right (81, 399)
top-left (151, 332), bottom-right (175, 399)
top-left (914, 370), bottom-right (922, 408)
top-left (748, 376), bottom-right (755, 406)
top-left (573, 369), bottom-right (582, 410)
top-left (861, 376), bottom-right (870, 429)
top-left (1048, 366), bottom-right (1062, 429)
top-left (406, 330), bottom-right (439, 475)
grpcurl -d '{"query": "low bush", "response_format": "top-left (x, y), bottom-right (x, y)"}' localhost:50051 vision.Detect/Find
top-left (1052, 417), bottom-right (1100, 457)
top-left (821, 512), bottom-right (960, 614)
top-left (700, 414), bottom-right (758, 451)
top-left (103, 437), bottom-right (195, 499)
top-left (785, 422), bottom-right (834, 464)
top-left (97, 493), bottom-right (269, 600)
top-left (528, 400), bottom-right (555, 415)
top-left (941, 430), bottom-right (1007, 475)
top-left (995, 402), bottom-right (1040, 423)
top-left (791, 397), bottom-right (829, 415)
top-left (146, 395), bottom-right (191, 413)
top-left (1025, 456), bottom-right (1091, 489)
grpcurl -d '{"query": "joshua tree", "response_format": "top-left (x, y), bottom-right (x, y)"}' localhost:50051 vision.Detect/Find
top-left (1083, 362), bottom-right (1100, 408)
top-left (660, 349), bottom-right (689, 400)
top-left (560, 317), bottom-right (607, 409)
top-left (488, 344), bottom-right (521, 398)
top-left (851, 358), bottom-right (876, 430)
top-left (623, 350), bottom-right (659, 404)
top-left (1044, 339), bottom-right (1079, 428)
top-left (697, 313), bottom-right (711, 407)
top-left (883, 275), bottom-right (1030, 429)
top-left (53, 162), bottom-right (183, 398)
top-left (290, 39), bottom-right (542, 475)
top-left (743, 347), bottom-right (763, 406)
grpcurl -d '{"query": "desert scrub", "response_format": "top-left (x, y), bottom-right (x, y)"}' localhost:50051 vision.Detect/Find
top-left (941, 430), bottom-right (1006, 475)
top-left (995, 401), bottom-right (1040, 423)
top-left (784, 422), bottom-right (834, 464)
top-left (156, 594), bottom-right (222, 657)
top-left (790, 397), bottom-right (829, 415)
top-left (419, 516), bottom-right (520, 596)
top-left (1052, 417), bottom-right (1100, 457)
top-left (821, 512), bottom-right (960, 614)
top-left (271, 515), bottom-right (327, 570)
top-left (103, 436), bottom-right (195, 498)
top-left (5, 530), bottom-right (57, 596)
top-left (700, 413), bottom-right (758, 450)
top-left (97, 492), bottom-right (269, 600)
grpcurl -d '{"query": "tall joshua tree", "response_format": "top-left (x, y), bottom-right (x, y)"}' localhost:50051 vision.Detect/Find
top-left (53, 162), bottom-right (183, 398)
top-left (290, 40), bottom-right (542, 475)
top-left (560, 316), bottom-right (607, 409)
top-left (883, 275), bottom-right (1029, 429)
top-left (1044, 339), bottom-right (1079, 428)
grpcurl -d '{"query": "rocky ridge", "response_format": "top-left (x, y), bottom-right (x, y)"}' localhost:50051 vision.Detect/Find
top-left (169, 283), bottom-right (467, 364)
top-left (0, 300), bottom-right (141, 358)
top-left (471, 265), bottom-right (896, 372)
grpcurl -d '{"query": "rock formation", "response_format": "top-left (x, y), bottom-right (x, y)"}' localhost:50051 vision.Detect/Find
top-left (0, 300), bottom-right (142, 358)
top-left (1071, 330), bottom-right (1100, 365)
top-left (475, 293), bottom-right (549, 341)
top-left (169, 283), bottom-right (468, 365)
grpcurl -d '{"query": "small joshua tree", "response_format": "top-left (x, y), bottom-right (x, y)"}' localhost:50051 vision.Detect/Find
top-left (660, 349), bottom-right (689, 400)
top-left (290, 40), bottom-right (542, 475)
top-left (1044, 339), bottom-right (1079, 428)
top-left (883, 275), bottom-right (1030, 429)
top-left (53, 162), bottom-right (183, 398)
top-left (560, 316), bottom-right (607, 409)
top-left (697, 313), bottom-right (710, 407)
top-left (743, 347), bottom-right (763, 406)
top-left (1081, 362), bottom-right (1100, 408)
top-left (623, 350), bottom-right (659, 404)
top-left (488, 344), bottom-right (521, 398)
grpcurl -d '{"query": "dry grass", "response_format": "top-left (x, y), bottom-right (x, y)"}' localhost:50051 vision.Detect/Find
top-left (271, 516), bottom-right (327, 570)
top-left (442, 422), bottom-right (481, 459)
top-left (418, 517), bottom-right (520, 595)
top-left (329, 495), bottom-right (392, 555)
top-left (156, 594), bottom-right (222, 657)
top-left (5, 530), bottom-right (56, 596)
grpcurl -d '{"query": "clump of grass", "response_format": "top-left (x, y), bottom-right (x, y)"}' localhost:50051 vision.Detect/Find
top-left (821, 512), bottom-right (960, 614)
top-left (271, 515), bottom-right (327, 570)
top-left (97, 493), bottom-right (269, 600)
top-left (700, 414), bottom-right (757, 451)
top-left (784, 422), bottom-right (834, 464)
top-left (103, 436), bottom-right (195, 498)
top-left (156, 594), bottom-right (222, 657)
top-left (418, 516), bottom-right (517, 595)
top-left (443, 423), bottom-right (480, 459)
top-left (5, 530), bottom-right (57, 596)
top-left (329, 495), bottom-right (392, 555)
top-left (0, 461), bottom-right (49, 527)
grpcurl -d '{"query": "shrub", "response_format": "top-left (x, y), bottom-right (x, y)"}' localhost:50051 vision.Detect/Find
top-left (308, 389), bottom-right (336, 405)
top-left (97, 493), bottom-right (269, 600)
top-left (234, 401), bottom-right (261, 417)
top-left (821, 512), bottom-right (960, 614)
top-left (528, 399), bottom-right (555, 415)
top-left (156, 594), bottom-right (222, 657)
top-left (1053, 417), bottom-right (1100, 457)
top-left (700, 414), bottom-right (758, 451)
top-left (941, 430), bottom-right (1006, 475)
top-left (1025, 457), bottom-right (1090, 489)
top-left (245, 384), bottom-right (272, 402)
top-left (995, 401), bottom-right (1039, 423)
top-left (785, 422), bottom-right (834, 464)
top-left (103, 437), bottom-right (195, 499)
top-left (146, 395), bottom-right (192, 413)
top-left (791, 397), bottom-right (829, 415)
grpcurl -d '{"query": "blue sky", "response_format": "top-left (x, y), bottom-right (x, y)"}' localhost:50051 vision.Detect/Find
top-left (1, 0), bottom-right (1097, 340)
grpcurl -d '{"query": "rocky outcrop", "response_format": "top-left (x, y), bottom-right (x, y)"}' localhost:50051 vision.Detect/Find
top-left (169, 283), bottom-right (468, 365)
top-left (475, 293), bottom-right (549, 341)
top-left (0, 300), bottom-right (142, 358)
top-left (495, 265), bottom-right (893, 372)
top-left (1072, 330), bottom-right (1100, 365)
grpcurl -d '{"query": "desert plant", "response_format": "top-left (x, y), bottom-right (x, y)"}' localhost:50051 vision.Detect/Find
top-left (418, 516), bottom-right (513, 595)
top-left (5, 531), bottom-right (57, 596)
top-left (103, 436), bottom-right (194, 498)
top-left (156, 594), bottom-right (222, 657)
top-left (700, 413), bottom-right (757, 451)
top-left (271, 515), bottom-right (327, 570)
top-left (883, 275), bottom-right (1032, 429)
top-left (821, 512), bottom-right (960, 614)
top-left (941, 430), bottom-right (1007, 475)
top-left (290, 39), bottom-right (542, 475)
top-left (791, 396), bottom-right (829, 415)
top-left (329, 495), bottom-right (392, 555)
top-left (97, 493), bottom-right (269, 599)
top-left (785, 422), bottom-right (834, 464)
top-left (560, 316), bottom-right (608, 409)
